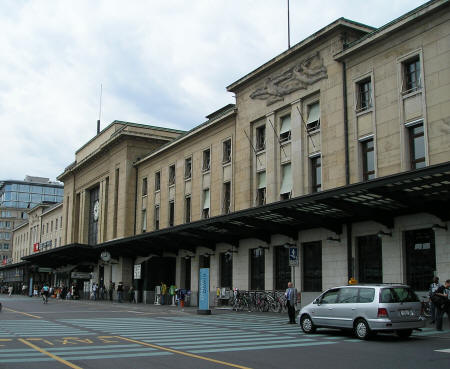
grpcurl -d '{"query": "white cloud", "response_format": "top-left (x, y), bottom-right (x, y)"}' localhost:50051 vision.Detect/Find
top-left (0, 0), bottom-right (426, 180)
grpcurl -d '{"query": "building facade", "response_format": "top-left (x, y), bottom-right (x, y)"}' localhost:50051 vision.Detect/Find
top-left (16, 0), bottom-right (450, 305)
top-left (0, 176), bottom-right (63, 265)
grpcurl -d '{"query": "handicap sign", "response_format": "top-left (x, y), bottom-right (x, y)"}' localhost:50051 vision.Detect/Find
top-left (289, 246), bottom-right (298, 266)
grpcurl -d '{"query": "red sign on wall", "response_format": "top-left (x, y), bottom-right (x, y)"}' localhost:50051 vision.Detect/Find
top-left (33, 243), bottom-right (40, 252)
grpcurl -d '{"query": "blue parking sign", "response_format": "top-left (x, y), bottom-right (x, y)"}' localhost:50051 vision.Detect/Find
top-left (289, 247), bottom-right (298, 266)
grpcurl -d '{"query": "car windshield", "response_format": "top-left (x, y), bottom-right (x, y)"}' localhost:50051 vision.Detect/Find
top-left (379, 287), bottom-right (419, 303)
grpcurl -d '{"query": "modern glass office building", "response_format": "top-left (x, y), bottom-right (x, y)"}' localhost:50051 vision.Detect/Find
top-left (0, 176), bottom-right (63, 265)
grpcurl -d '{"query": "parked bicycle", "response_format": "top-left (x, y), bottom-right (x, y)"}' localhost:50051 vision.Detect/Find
top-left (421, 295), bottom-right (431, 318)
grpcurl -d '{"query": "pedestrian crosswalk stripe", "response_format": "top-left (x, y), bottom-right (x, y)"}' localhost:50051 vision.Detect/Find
top-left (51, 347), bottom-right (162, 356)
top-left (0, 320), bottom-right (92, 337)
top-left (189, 341), bottom-right (337, 353)
top-left (64, 352), bottom-right (172, 360)
top-left (145, 334), bottom-right (279, 344)
top-left (50, 344), bottom-right (141, 351)
top-left (435, 348), bottom-right (450, 353)
top-left (0, 352), bottom-right (47, 358)
top-left (170, 337), bottom-right (315, 350)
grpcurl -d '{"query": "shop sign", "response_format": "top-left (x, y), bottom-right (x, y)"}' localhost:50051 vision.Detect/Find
top-left (134, 264), bottom-right (141, 279)
top-left (71, 272), bottom-right (91, 279)
top-left (38, 267), bottom-right (53, 273)
top-left (33, 243), bottom-right (40, 252)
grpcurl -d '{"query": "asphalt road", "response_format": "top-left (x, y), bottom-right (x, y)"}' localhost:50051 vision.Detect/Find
top-left (0, 295), bottom-right (449, 369)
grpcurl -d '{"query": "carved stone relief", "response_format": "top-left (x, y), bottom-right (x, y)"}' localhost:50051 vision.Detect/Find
top-left (250, 52), bottom-right (328, 106)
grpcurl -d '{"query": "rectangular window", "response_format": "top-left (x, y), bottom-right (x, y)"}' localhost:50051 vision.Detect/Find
top-left (185, 196), bottom-right (191, 223)
top-left (142, 177), bottom-right (148, 196)
top-left (51, 221), bottom-right (53, 232)
top-left (154, 206), bottom-right (160, 230)
top-left (275, 246), bottom-right (291, 290)
top-left (184, 157), bottom-right (192, 179)
top-left (223, 139), bottom-right (232, 164)
top-left (256, 125), bottom-right (266, 152)
top-left (361, 139), bottom-right (375, 181)
top-left (168, 201), bottom-right (175, 227)
top-left (403, 57), bottom-right (421, 93)
top-left (311, 156), bottom-right (322, 193)
top-left (409, 124), bottom-right (425, 169)
top-left (203, 149), bottom-right (211, 172)
top-left (306, 102), bottom-right (320, 133)
top-left (280, 163), bottom-right (292, 200)
top-left (55, 218), bottom-right (58, 229)
top-left (357, 235), bottom-right (382, 283)
top-left (169, 165), bottom-right (176, 186)
top-left (202, 189), bottom-right (210, 219)
top-left (220, 252), bottom-right (233, 288)
top-left (356, 79), bottom-right (372, 112)
top-left (303, 241), bottom-right (322, 292)
top-left (155, 171), bottom-right (161, 191)
top-left (279, 115), bottom-right (291, 142)
top-left (257, 171), bottom-right (266, 206)
top-left (141, 209), bottom-right (147, 232)
top-left (250, 248), bottom-right (265, 290)
top-left (223, 182), bottom-right (231, 214)
top-left (405, 228), bottom-right (435, 291)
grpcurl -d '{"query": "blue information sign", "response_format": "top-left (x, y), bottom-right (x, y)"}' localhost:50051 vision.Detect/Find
top-left (199, 268), bottom-right (210, 310)
top-left (289, 246), bottom-right (298, 266)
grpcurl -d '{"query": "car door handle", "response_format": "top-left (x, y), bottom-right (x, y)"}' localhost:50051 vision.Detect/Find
top-left (328, 307), bottom-right (333, 310)
top-left (351, 308), bottom-right (356, 310)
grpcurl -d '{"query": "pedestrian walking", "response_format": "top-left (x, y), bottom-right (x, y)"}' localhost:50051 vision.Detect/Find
top-left (429, 276), bottom-right (441, 323)
top-left (434, 279), bottom-right (450, 331)
top-left (117, 282), bottom-right (123, 303)
top-left (129, 286), bottom-right (136, 303)
top-left (285, 282), bottom-right (298, 324)
top-left (8, 285), bottom-right (13, 296)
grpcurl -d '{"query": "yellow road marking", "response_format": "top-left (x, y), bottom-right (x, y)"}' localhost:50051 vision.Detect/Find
top-left (116, 336), bottom-right (253, 369)
top-left (18, 338), bottom-right (83, 369)
top-left (4, 307), bottom-right (42, 319)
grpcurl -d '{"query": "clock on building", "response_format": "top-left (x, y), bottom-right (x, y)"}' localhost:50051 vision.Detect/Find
top-left (100, 251), bottom-right (111, 262)
top-left (93, 200), bottom-right (99, 221)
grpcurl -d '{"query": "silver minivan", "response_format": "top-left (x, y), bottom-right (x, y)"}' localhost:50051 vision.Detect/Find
top-left (298, 284), bottom-right (425, 339)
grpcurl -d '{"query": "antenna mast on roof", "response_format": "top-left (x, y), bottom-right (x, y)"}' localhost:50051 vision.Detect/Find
top-left (97, 83), bottom-right (102, 135)
top-left (287, 0), bottom-right (291, 49)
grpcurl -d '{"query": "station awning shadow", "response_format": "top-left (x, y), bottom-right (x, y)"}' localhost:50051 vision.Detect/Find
top-left (17, 161), bottom-right (450, 268)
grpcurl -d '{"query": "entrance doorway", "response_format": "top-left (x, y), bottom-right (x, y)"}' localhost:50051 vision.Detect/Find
top-left (405, 228), bottom-right (435, 290)
top-left (146, 257), bottom-right (176, 290)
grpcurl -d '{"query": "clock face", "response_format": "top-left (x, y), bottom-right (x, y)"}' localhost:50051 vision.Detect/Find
top-left (93, 200), bottom-right (99, 221)
top-left (100, 251), bottom-right (111, 262)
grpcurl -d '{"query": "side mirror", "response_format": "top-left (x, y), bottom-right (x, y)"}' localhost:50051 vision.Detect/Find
top-left (313, 298), bottom-right (319, 305)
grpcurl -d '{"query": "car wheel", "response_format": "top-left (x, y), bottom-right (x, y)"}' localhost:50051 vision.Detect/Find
top-left (300, 315), bottom-right (316, 334)
top-left (396, 329), bottom-right (412, 339)
top-left (354, 319), bottom-right (371, 340)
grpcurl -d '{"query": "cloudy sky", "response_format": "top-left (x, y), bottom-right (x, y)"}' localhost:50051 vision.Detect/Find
top-left (0, 0), bottom-right (426, 181)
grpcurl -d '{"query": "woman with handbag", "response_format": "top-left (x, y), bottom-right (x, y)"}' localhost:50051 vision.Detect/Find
top-left (434, 279), bottom-right (450, 331)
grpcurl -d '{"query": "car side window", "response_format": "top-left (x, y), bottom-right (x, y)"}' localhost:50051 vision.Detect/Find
top-left (380, 288), bottom-right (395, 303)
top-left (338, 287), bottom-right (358, 303)
top-left (358, 288), bottom-right (375, 303)
top-left (320, 289), bottom-right (339, 304)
